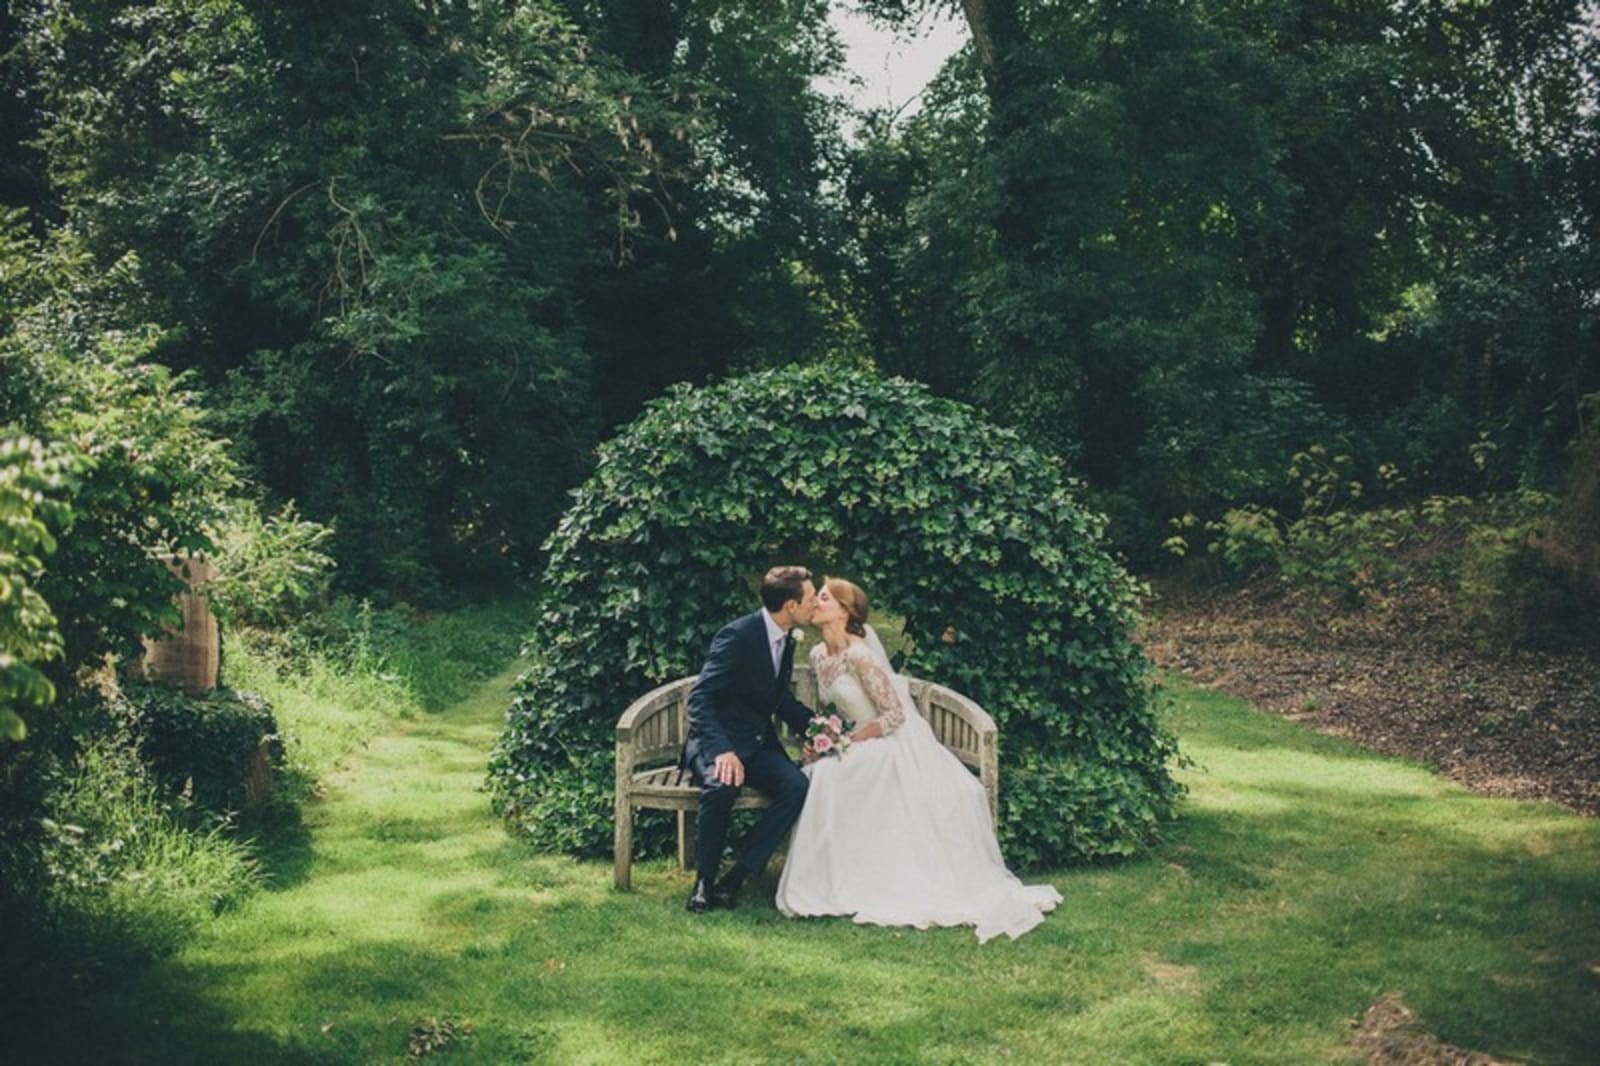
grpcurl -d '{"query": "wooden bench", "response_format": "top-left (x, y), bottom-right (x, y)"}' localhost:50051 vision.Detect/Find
top-left (613, 662), bottom-right (999, 890)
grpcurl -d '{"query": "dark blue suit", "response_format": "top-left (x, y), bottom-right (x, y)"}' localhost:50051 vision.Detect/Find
top-left (683, 610), bottom-right (812, 887)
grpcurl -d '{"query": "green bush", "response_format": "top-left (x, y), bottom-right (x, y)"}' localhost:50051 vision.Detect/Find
top-left (1458, 490), bottom-right (1597, 650)
top-left (30, 329), bottom-right (236, 671)
top-left (489, 364), bottom-right (1183, 867)
top-left (1170, 446), bottom-right (1472, 608)
top-left (1, 231), bottom-right (236, 675)
top-left (203, 500), bottom-right (335, 629)
top-left (1167, 437), bottom-right (1599, 647)
top-left (0, 715), bottom-right (259, 976)
top-left (0, 225), bottom-right (260, 973)
top-left (122, 683), bottom-right (283, 815)
top-left (0, 434), bottom-right (79, 743)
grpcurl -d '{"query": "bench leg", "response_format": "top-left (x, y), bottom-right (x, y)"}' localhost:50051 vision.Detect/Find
top-left (677, 810), bottom-right (697, 872)
top-left (614, 797), bottom-right (633, 892)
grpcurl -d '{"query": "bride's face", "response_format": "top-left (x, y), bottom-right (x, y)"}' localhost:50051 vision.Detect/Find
top-left (812, 585), bottom-right (845, 626)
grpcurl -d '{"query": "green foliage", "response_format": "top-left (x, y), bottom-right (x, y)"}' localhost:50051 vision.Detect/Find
top-left (122, 683), bottom-right (282, 815)
top-left (1, 227), bottom-right (236, 674)
top-left (0, 222), bottom-right (260, 977)
top-left (1457, 490), bottom-right (1597, 650)
top-left (490, 364), bottom-right (1183, 865)
top-left (11, 725), bottom-right (258, 973)
top-left (1168, 441), bottom-right (1600, 645)
top-left (847, 0), bottom-right (1598, 558)
top-left (31, 331), bottom-right (236, 668)
top-left (1171, 446), bottom-right (1472, 608)
top-left (0, 434), bottom-right (78, 742)
top-left (203, 499), bottom-right (335, 629)
top-left (13, 0), bottom-right (849, 597)
top-left (999, 749), bottom-right (1178, 870)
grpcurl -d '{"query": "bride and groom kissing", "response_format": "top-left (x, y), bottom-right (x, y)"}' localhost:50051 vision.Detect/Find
top-left (682, 566), bottom-right (1061, 943)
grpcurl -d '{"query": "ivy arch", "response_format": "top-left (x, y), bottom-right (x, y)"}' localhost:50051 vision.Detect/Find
top-left (489, 364), bottom-right (1181, 866)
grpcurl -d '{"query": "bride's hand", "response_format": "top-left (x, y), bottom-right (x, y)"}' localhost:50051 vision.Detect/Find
top-left (850, 721), bottom-right (884, 743)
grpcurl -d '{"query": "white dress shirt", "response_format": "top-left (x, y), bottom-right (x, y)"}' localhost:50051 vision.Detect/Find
top-left (761, 609), bottom-right (789, 677)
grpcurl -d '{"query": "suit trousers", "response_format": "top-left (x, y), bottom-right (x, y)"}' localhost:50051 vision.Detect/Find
top-left (692, 746), bottom-right (809, 886)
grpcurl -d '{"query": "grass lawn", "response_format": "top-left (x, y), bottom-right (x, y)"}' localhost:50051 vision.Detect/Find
top-left (12, 657), bottom-right (1598, 1064)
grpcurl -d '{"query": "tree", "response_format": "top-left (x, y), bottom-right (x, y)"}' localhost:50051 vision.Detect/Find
top-left (12, 0), bottom-right (851, 596)
top-left (845, 0), bottom-right (1599, 558)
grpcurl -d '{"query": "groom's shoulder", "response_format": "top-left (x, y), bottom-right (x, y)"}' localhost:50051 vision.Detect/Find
top-left (711, 610), bottom-right (760, 644)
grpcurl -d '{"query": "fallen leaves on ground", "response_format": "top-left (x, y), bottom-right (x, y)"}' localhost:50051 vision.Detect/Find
top-left (1142, 579), bottom-right (1600, 815)
top-left (1352, 993), bottom-right (1517, 1065)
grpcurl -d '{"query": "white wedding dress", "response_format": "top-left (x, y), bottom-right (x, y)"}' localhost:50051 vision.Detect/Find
top-left (775, 628), bottom-right (1062, 943)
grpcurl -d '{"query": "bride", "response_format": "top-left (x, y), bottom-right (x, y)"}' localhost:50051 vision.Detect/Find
top-left (775, 577), bottom-right (1062, 942)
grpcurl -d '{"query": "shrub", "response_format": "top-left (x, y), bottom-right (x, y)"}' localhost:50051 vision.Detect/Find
top-left (122, 683), bottom-right (283, 815)
top-left (1167, 436), bottom-right (1599, 648)
top-left (28, 329), bottom-right (236, 671)
top-left (1170, 446), bottom-right (1472, 608)
top-left (489, 364), bottom-right (1183, 867)
top-left (1458, 489), bottom-right (1598, 650)
top-left (32, 734), bottom-right (258, 968)
top-left (0, 434), bottom-right (79, 743)
top-left (1, 237), bottom-right (237, 675)
top-left (3, 225), bottom-right (207, 715)
top-left (203, 500), bottom-right (335, 629)
top-left (0, 228), bottom-right (258, 971)
top-left (0, 691), bottom-right (259, 978)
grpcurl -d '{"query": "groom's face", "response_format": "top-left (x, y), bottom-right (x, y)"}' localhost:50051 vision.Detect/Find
top-left (789, 580), bottom-right (818, 624)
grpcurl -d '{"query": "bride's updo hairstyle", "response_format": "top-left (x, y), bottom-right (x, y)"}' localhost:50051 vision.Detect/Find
top-left (825, 577), bottom-right (870, 638)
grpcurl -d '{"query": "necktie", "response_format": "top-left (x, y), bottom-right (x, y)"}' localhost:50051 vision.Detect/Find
top-left (772, 635), bottom-right (785, 676)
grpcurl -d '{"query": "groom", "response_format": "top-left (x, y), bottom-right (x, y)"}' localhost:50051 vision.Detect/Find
top-left (682, 565), bottom-right (817, 913)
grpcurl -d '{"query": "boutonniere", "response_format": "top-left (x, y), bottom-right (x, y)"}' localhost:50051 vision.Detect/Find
top-left (789, 627), bottom-right (805, 643)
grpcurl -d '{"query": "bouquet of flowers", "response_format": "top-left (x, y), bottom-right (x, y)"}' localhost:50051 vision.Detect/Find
top-left (804, 707), bottom-right (854, 760)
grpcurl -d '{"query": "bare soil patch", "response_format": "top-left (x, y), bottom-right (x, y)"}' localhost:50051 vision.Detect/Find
top-left (1352, 993), bottom-right (1517, 1065)
top-left (1141, 580), bottom-right (1600, 815)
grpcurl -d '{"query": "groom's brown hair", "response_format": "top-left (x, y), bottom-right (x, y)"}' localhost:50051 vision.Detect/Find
top-left (760, 565), bottom-right (812, 612)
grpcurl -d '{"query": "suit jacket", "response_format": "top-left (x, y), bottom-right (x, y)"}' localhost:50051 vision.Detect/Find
top-left (683, 610), bottom-right (813, 776)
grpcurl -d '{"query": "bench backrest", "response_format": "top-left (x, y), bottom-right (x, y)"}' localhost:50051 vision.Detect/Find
top-left (616, 663), bottom-right (999, 816)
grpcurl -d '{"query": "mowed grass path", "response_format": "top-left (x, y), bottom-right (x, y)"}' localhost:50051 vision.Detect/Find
top-left (33, 666), bottom-right (1600, 1064)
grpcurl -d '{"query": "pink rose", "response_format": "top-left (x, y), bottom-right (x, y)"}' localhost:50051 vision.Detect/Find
top-left (827, 715), bottom-right (843, 733)
top-left (813, 734), bottom-right (834, 754)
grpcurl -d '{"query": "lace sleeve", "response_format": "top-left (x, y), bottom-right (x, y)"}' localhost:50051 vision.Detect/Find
top-left (849, 644), bottom-right (906, 734)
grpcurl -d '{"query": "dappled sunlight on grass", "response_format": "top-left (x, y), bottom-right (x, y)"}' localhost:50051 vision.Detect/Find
top-left (14, 661), bottom-right (1596, 1064)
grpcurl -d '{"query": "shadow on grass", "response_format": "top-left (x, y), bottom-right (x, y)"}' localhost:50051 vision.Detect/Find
top-left (0, 921), bottom-right (331, 1066)
top-left (248, 814), bottom-right (315, 894)
top-left (1155, 775), bottom-right (1600, 1060)
top-left (14, 669), bottom-right (1595, 1064)
top-left (22, 781), bottom-right (1595, 1064)
top-left (234, 777), bottom-right (318, 894)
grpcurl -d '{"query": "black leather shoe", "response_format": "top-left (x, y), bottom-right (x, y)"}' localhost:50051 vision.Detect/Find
top-left (711, 870), bottom-right (748, 910)
top-left (686, 878), bottom-right (714, 914)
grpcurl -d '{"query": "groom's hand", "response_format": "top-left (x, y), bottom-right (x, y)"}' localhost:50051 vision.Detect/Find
top-left (713, 751), bottom-right (745, 787)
